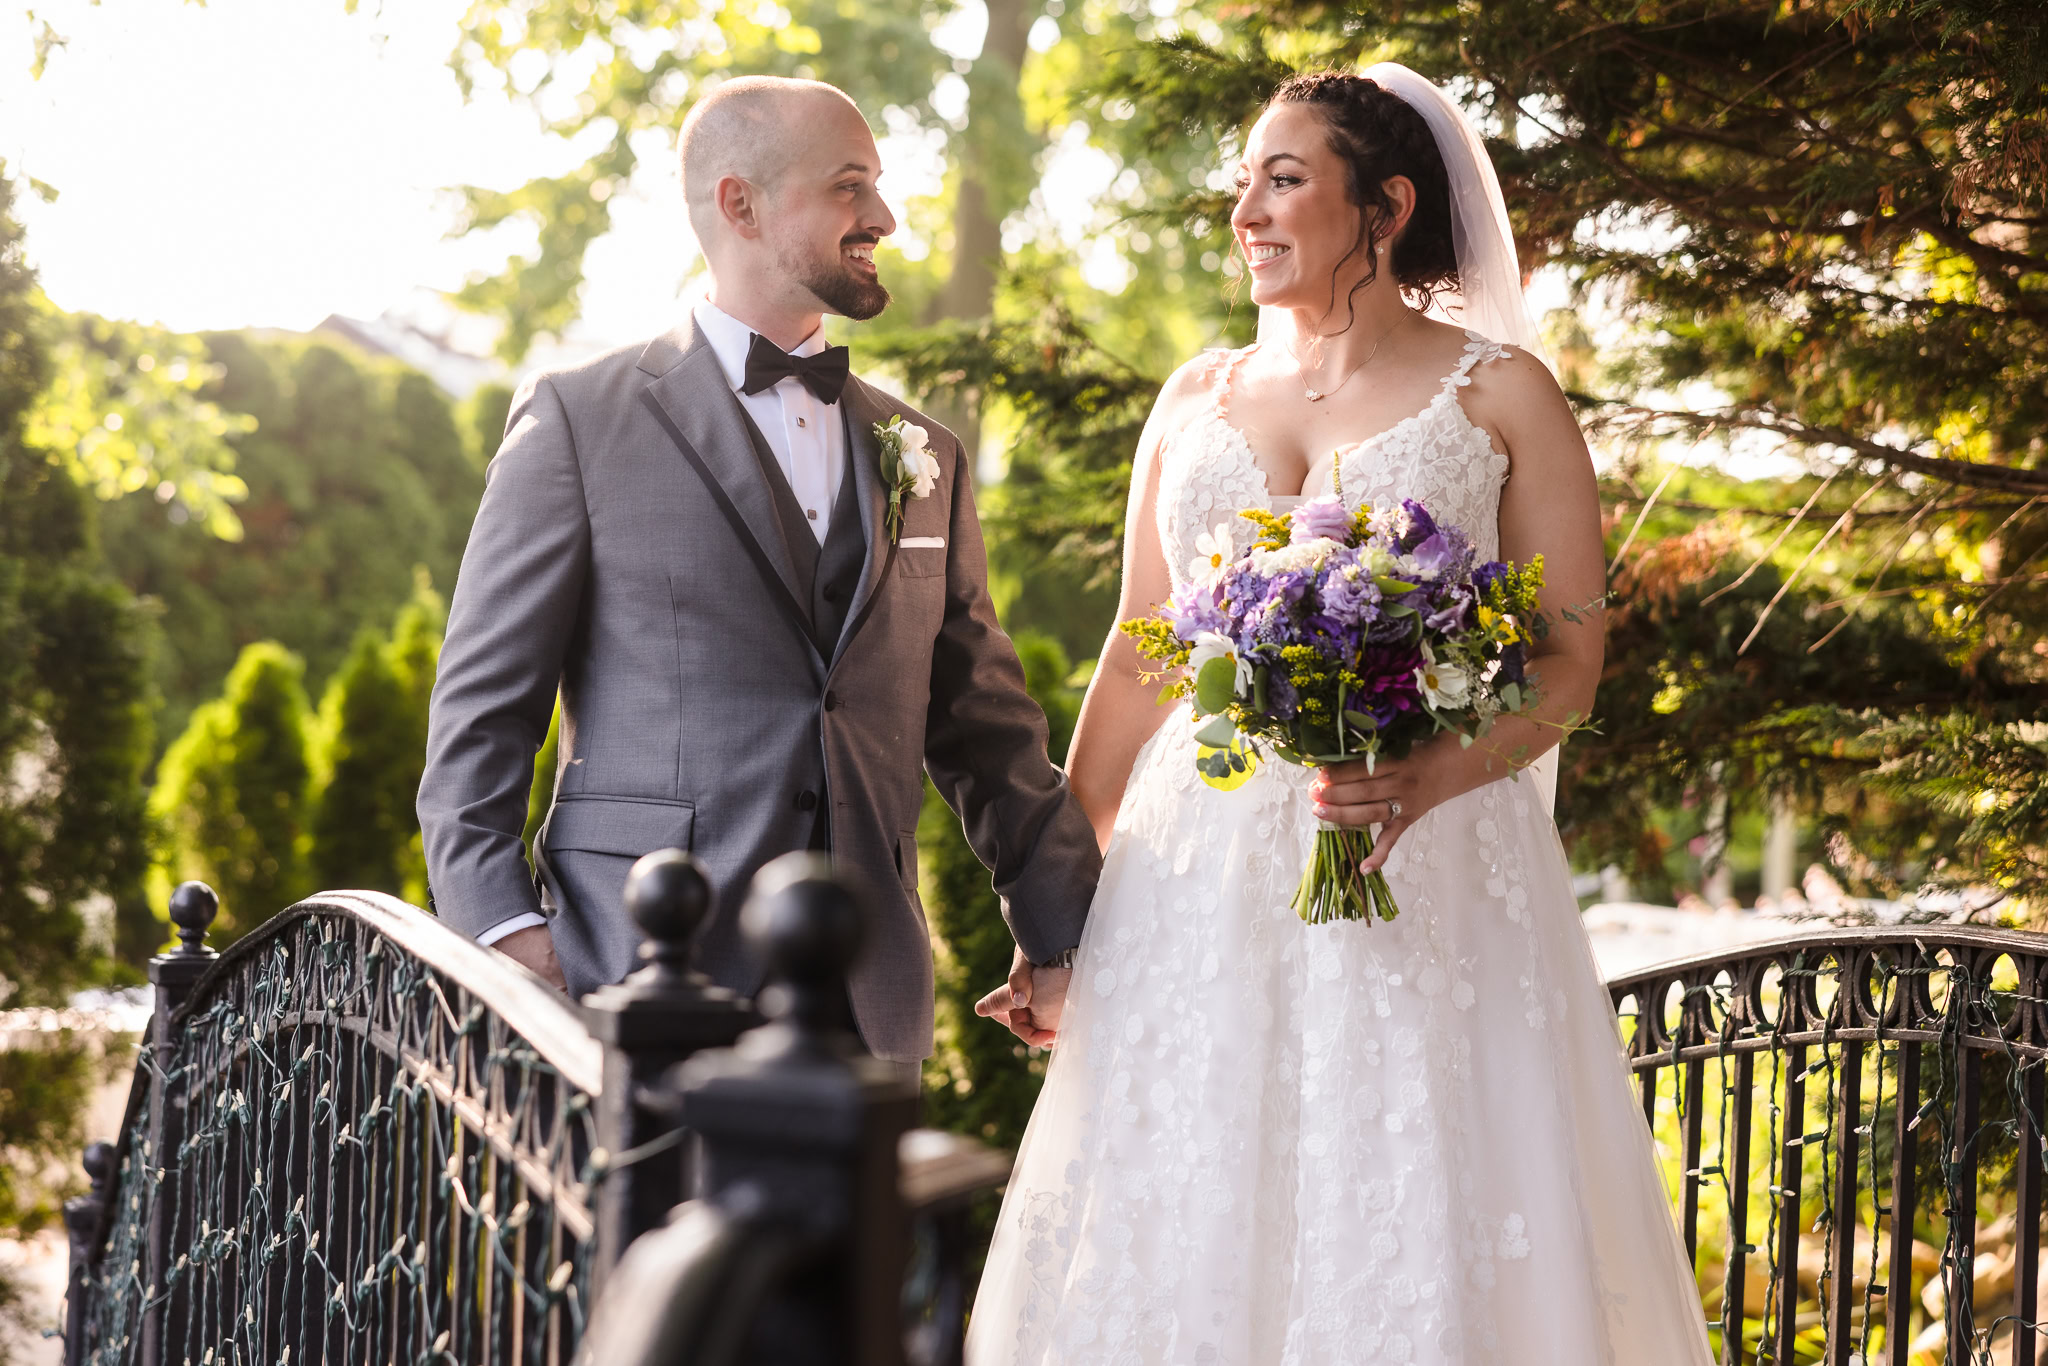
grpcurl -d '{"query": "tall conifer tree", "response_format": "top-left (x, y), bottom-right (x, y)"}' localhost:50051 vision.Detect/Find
top-left (152, 642), bottom-right (313, 940)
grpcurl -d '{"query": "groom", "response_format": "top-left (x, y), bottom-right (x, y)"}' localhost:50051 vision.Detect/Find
top-left (418, 76), bottom-right (1097, 1063)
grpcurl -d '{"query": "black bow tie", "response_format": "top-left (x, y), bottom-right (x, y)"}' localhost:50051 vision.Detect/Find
top-left (741, 333), bottom-right (850, 405)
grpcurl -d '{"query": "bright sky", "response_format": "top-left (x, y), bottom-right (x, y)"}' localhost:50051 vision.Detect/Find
top-left (0, 0), bottom-right (948, 353)
top-left (3, 1), bottom-right (1730, 477)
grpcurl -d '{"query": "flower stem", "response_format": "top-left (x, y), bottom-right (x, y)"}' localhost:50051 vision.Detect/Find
top-left (1292, 821), bottom-right (1401, 924)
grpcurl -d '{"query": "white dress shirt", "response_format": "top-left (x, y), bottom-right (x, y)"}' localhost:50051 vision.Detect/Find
top-left (690, 299), bottom-right (848, 543)
top-left (474, 302), bottom-right (850, 950)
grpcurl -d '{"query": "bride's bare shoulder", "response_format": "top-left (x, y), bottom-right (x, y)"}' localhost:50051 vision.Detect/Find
top-left (1460, 344), bottom-right (1590, 475)
top-left (1147, 348), bottom-right (1238, 433)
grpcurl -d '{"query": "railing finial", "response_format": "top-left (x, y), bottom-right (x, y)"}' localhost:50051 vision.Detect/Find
top-left (64, 1141), bottom-right (118, 1364)
top-left (622, 848), bottom-right (712, 985)
top-left (741, 851), bottom-right (863, 1049)
top-left (82, 1141), bottom-right (114, 1192)
top-left (584, 848), bottom-right (760, 1285)
top-left (167, 881), bottom-right (219, 957)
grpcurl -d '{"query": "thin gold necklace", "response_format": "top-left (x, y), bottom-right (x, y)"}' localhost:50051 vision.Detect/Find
top-left (1294, 311), bottom-right (1414, 403)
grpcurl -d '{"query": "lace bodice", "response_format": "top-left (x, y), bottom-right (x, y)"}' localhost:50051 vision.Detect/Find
top-left (1157, 331), bottom-right (1513, 586)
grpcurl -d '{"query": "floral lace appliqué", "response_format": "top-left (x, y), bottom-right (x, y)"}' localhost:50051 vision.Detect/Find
top-left (966, 330), bottom-right (1714, 1366)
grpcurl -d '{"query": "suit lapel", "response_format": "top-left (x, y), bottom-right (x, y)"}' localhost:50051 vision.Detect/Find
top-left (831, 377), bottom-right (899, 670)
top-left (638, 323), bottom-right (812, 632)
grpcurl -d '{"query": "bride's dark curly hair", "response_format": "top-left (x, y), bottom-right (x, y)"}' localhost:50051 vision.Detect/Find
top-left (1263, 71), bottom-right (1460, 332)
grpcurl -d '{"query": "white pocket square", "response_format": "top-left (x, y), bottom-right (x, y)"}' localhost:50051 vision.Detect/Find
top-left (899, 536), bottom-right (946, 549)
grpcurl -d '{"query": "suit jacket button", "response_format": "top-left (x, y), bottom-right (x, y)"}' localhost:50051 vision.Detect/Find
top-left (823, 690), bottom-right (839, 712)
top-left (796, 790), bottom-right (818, 811)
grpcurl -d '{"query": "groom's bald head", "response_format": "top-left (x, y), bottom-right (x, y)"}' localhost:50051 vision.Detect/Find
top-left (677, 75), bottom-right (894, 324)
top-left (680, 76), bottom-right (859, 241)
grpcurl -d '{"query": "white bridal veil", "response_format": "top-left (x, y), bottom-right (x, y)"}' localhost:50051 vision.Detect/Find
top-left (1256, 61), bottom-right (1561, 812)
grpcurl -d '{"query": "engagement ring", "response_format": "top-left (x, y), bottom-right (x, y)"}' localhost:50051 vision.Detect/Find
top-left (1388, 799), bottom-right (1403, 820)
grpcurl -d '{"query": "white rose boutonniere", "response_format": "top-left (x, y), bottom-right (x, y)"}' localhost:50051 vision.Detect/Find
top-left (875, 415), bottom-right (940, 543)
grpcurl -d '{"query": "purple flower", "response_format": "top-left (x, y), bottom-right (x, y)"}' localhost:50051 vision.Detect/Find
top-left (1301, 613), bottom-right (1359, 658)
top-left (1424, 586), bottom-right (1472, 634)
top-left (1410, 532), bottom-right (1457, 578)
top-left (1366, 614), bottom-right (1413, 644)
top-left (1292, 494), bottom-right (1354, 544)
top-left (1441, 524), bottom-right (1477, 577)
top-left (1318, 566), bottom-right (1382, 628)
top-left (1472, 561), bottom-right (1508, 596)
top-left (1399, 499), bottom-right (1439, 552)
top-left (1266, 672), bottom-right (1300, 719)
top-left (1168, 578), bottom-right (1228, 640)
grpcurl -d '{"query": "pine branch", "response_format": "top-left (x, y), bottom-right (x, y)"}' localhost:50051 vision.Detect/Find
top-left (1588, 402), bottom-right (2048, 496)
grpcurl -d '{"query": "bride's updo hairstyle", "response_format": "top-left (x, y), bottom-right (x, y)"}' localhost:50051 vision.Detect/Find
top-left (1264, 71), bottom-right (1460, 329)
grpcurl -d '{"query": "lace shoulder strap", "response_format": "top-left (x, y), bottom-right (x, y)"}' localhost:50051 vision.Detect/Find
top-left (1441, 330), bottom-right (1512, 396)
top-left (1204, 345), bottom-right (1257, 421)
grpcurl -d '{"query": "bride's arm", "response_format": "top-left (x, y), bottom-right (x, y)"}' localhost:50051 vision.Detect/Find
top-left (1312, 348), bottom-right (1606, 867)
top-left (1065, 368), bottom-right (1204, 853)
top-left (971, 363), bottom-right (1206, 1043)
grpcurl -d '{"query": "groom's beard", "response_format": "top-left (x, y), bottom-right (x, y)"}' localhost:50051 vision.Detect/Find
top-left (783, 236), bottom-right (891, 321)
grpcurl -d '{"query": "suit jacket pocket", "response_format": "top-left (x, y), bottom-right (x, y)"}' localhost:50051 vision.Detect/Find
top-left (543, 795), bottom-right (696, 860)
top-left (895, 829), bottom-right (920, 893)
top-left (895, 546), bottom-right (947, 578)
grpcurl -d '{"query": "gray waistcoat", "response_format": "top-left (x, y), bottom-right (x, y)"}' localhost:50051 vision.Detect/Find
top-left (735, 405), bottom-right (865, 656)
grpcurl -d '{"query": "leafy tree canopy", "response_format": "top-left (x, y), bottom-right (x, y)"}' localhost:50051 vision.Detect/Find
top-left (0, 164), bottom-right (157, 1003)
top-left (96, 331), bottom-right (483, 738)
top-left (1056, 0), bottom-right (2048, 907)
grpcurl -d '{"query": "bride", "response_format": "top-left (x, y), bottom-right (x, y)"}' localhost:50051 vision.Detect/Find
top-left (965, 66), bottom-right (1713, 1365)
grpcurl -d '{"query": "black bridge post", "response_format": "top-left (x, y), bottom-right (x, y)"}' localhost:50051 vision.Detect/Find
top-left (139, 882), bottom-right (218, 1366)
top-left (583, 848), bottom-right (760, 1287)
top-left (61, 1142), bottom-right (114, 1366)
top-left (573, 852), bottom-right (920, 1366)
top-left (681, 852), bottom-right (920, 1365)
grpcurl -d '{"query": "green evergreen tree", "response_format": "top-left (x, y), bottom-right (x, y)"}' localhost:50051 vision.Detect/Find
top-left (305, 574), bottom-right (446, 903)
top-left (386, 574), bottom-right (445, 905)
top-left (522, 703), bottom-right (560, 859)
top-left (151, 641), bottom-right (314, 941)
top-left (462, 381), bottom-right (514, 469)
top-left (0, 165), bottom-right (158, 1313)
top-left (0, 165), bottom-right (157, 998)
top-left (308, 630), bottom-right (417, 897)
top-left (95, 332), bottom-right (483, 740)
top-left (921, 631), bottom-right (1085, 1147)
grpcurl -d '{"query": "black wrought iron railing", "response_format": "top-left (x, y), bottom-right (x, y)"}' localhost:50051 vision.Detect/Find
top-left (1612, 925), bottom-right (2048, 1366)
top-left (60, 852), bottom-right (1011, 1366)
top-left (64, 882), bottom-right (610, 1366)
top-left (63, 847), bottom-right (2048, 1366)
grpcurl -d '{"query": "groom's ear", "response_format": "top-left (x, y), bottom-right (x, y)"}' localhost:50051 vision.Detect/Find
top-left (713, 174), bottom-right (766, 241)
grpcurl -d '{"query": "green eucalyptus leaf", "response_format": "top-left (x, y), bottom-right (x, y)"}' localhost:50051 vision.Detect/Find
top-left (1194, 656), bottom-right (1238, 715)
top-left (1192, 713), bottom-right (1238, 747)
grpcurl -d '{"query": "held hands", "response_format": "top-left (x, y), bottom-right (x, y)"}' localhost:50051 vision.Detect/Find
top-left (974, 946), bottom-right (1072, 1048)
top-left (492, 924), bottom-right (570, 995)
top-left (1311, 735), bottom-right (1484, 873)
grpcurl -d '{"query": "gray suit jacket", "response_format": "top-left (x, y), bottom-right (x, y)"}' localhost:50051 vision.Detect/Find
top-left (418, 318), bottom-right (1102, 1060)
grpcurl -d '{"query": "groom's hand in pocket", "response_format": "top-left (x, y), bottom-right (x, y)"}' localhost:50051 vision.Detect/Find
top-left (492, 924), bottom-right (570, 995)
top-left (974, 946), bottom-right (1070, 1048)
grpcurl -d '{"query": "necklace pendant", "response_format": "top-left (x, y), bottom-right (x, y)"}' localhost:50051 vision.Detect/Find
top-left (1304, 388), bottom-right (1324, 402)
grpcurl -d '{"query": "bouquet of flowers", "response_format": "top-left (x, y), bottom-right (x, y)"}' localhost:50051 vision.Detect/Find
top-left (1122, 493), bottom-right (1553, 925)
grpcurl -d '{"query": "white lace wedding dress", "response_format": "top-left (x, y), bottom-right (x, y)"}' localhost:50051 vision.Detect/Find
top-left (966, 334), bottom-right (1713, 1365)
